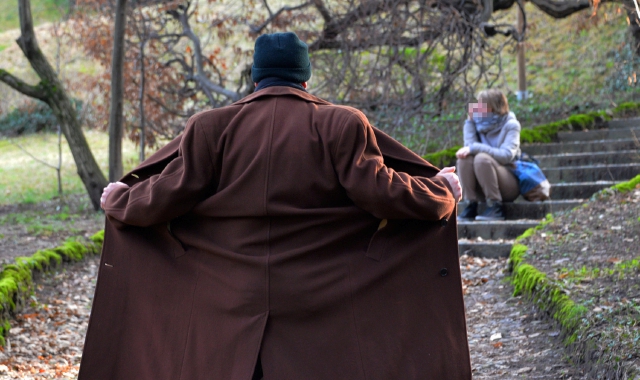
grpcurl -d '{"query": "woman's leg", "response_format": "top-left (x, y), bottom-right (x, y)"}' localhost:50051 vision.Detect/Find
top-left (495, 164), bottom-right (520, 202)
top-left (457, 156), bottom-right (481, 220)
top-left (473, 153), bottom-right (518, 202)
top-left (473, 153), bottom-right (520, 221)
top-left (457, 156), bottom-right (480, 202)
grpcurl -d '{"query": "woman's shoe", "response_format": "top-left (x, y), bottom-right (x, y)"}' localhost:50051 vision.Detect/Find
top-left (475, 201), bottom-right (505, 221)
top-left (457, 202), bottom-right (478, 221)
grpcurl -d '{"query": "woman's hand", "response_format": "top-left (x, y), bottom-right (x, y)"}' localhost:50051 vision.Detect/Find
top-left (436, 166), bottom-right (462, 203)
top-left (100, 182), bottom-right (130, 210)
top-left (456, 146), bottom-right (471, 159)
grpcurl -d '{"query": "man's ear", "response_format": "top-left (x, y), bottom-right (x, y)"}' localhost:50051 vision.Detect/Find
top-left (254, 82), bottom-right (258, 87)
top-left (301, 82), bottom-right (308, 89)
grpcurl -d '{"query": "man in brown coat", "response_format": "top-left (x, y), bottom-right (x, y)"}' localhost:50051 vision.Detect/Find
top-left (80, 32), bottom-right (469, 379)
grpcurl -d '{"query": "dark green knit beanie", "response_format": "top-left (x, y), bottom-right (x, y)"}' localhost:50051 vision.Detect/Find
top-left (252, 32), bottom-right (312, 84)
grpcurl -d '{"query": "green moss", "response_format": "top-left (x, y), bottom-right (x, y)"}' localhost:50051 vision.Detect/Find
top-left (91, 230), bottom-right (105, 245)
top-left (613, 174), bottom-right (640, 193)
top-left (422, 145), bottom-right (460, 167)
top-left (612, 101), bottom-right (640, 118)
top-left (515, 214), bottom-right (553, 243)
top-left (508, 243), bottom-right (528, 271)
top-left (508, 243), bottom-right (588, 344)
top-left (511, 262), bottom-right (547, 296)
top-left (0, 230), bottom-right (104, 346)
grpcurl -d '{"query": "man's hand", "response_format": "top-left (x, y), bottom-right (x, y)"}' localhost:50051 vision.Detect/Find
top-left (456, 146), bottom-right (471, 159)
top-left (436, 167), bottom-right (462, 203)
top-left (100, 182), bottom-right (130, 210)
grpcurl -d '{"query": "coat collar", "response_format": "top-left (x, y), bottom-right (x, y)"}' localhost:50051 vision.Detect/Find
top-left (234, 86), bottom-right (333, 106)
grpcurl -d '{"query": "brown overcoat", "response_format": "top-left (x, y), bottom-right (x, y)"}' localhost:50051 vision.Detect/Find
top-left (79, 87), bottom-right (471, 379)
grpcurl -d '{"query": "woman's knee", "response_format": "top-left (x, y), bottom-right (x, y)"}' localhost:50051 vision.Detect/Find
top-left (457, 156), bottom-right (474, 166)
top-left (473, 153), bottom-right (496, 170)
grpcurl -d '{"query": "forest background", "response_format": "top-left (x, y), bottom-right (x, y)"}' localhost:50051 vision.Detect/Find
top-left (0, 0), bottom-right (639, 206)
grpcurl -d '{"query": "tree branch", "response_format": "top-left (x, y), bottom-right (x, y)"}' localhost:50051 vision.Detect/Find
top-left (528, 0), bottom-right (594, 18)
top-left (0, 69), bottom-right (47, 101)
top-left (249, 2), bottom-right (313, 34)
top-left (311, 0), bottom-right (332, 23)
top-left (168, 5), bottom-right (240, 102)
top-left (310, 31), bottom-right (442, 51)
top-left (8, 139), bottom-right (59, 170)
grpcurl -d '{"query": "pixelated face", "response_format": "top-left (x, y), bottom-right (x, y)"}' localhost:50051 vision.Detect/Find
top-left (468, 102), bottom-right (492, 118)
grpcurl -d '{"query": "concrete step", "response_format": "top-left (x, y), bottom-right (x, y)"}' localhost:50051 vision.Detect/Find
top-left (457, 199), bottom-right (584, 220)
top-left (458, 240), bottom-right (513, 258)
top-left (557, 127), bottom-right (640, 142)
top-left (550, 181), bottom-right (620, 199)
top-left (542, 163), bottom-right (640, 182)
top-left (608, 118), bottom-right (640, 129)
top-left (536, 150), bottom-right (640, 167)
top-left (523, 138), bottom-right (638, 156)
top-left (458, 220), bottom-right (540, 240)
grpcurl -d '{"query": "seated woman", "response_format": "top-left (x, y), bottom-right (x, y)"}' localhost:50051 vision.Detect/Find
top-left (456, 89), bottom-right (520, 221)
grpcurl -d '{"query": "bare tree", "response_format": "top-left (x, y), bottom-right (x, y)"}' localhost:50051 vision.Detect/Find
top-left (0, 0), bottom-right (107, 210)
top-left (73, 0), bottom-right (630, 155)
top-left (108, 0), bottom-right (128, 181)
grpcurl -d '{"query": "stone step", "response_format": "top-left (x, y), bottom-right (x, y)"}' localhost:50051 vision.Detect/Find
top-left (458, 240), bottom-right (513, 258)
top-left (608, 117), bottom-right (640, 129)
top-left (557, 127), bottom-right (640, 142)
top-left (536, 150), bottom-right (640, 167)
top-left (458, 220), bottom-right (540, 240)
top-left (549, 181), bottom-right (620, 199)
top-left (542, 163), bottom-right (640, 182)
top-left (457, 199), bottom-right (584, 220)
top-left (523, 138), bottom-right (638, 156)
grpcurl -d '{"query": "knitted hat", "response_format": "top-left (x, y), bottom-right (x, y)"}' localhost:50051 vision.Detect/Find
top-left (252, 32), bottom-right (312, 84)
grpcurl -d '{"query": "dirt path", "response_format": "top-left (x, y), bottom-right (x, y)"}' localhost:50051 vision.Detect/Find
top-left (0, 194), bottom-right (103, 265)
top-left (462, 255), bottom-right (586, 379)
top-left (0, 195), bottom-right (586, 378)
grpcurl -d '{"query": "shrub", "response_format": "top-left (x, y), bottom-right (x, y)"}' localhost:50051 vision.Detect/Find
top-left (0, 100), bottom-right (82, 136)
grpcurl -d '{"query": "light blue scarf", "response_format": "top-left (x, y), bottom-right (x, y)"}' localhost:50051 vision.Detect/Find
top-left (473, 113), bottom-right (506, 134)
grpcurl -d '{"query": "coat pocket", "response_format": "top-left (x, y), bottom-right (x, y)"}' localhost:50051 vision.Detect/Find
top-left (366, 219), bottom-right (391, 261)
top-left (166, 222), bottom-right (187, 259)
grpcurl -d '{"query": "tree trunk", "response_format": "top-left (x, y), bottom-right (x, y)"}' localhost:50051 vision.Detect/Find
top-left (138, 39), bottom-right (146, 163)
top-left (108, 0), bottom-right (127, 181)
top-left (0, 0), bottom-right (107, 210)
top-left (627, 7), bottom-right (640, 55)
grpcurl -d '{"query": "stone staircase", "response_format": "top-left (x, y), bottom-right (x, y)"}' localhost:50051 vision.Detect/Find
top-left (457, 118), bottom-right (640, 258)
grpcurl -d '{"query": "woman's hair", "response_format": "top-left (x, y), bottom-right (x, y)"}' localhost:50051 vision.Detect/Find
top-left (477, 89), bottom-right (509, 115)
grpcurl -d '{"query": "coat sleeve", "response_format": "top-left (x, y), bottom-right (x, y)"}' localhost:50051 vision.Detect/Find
top-left (463, 119), bottom-right (479, 147)
top-left (103, 117), bottom-right (217, 227)
top-left (469, 121), bottom-right (521, 164)
top-left (332, 111), bottom-right (455, 221)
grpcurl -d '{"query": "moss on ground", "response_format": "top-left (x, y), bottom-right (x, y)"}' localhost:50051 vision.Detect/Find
top-left (507, 176), bottom-right (640, 377)
top-left (613, 174), bottom-right (640, 193)
top-left (0, 230), bottom-right (103, 345)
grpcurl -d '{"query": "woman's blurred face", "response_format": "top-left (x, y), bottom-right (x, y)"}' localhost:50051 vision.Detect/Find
top-left (469, 101), bottom-right (492, 118)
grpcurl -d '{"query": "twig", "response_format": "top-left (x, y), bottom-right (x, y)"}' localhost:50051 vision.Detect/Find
top-left (8, 127), bottom-right (64, 196)
top-left (9, 140), bottom-right (59, 170)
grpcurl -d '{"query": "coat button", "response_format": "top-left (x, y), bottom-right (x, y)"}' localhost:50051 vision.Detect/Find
top-left (439, 268), bottom-right (448, 277)
top-left (440, 218), bottom-right (448, 227)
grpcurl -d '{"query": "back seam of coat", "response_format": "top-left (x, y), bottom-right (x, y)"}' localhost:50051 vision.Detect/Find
top-left (347, 257), bottom-right (368, 379)
top-left (177, 262), bottom-right (202, 380)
